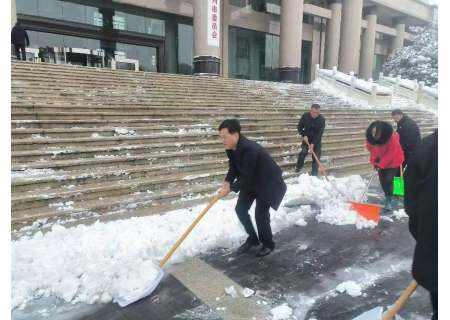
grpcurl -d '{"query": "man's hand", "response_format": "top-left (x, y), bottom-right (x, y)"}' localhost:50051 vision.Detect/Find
top-left (218, 181), bottom-right (231, 197)
top-left (302, 136), bottom-right (309, 144)
top-left (308, 143), bottom-right (314, 154)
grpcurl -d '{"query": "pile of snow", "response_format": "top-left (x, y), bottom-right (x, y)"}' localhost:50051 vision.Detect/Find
top-left (270, 304), bottom-right (293, 320)
top-left (290, 174), bottom-right (377, 229)
top-left (336, 281), bottom-right (362, 297)
top-left (12, 174), bottom-right (374, 309)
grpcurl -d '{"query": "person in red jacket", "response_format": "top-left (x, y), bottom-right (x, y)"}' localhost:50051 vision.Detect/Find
top-left (366, 121), bottom-right (404, 211)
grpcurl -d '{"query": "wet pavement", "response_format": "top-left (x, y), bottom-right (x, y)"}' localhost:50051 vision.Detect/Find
top-left (12, 182), bottom-right (433, 320)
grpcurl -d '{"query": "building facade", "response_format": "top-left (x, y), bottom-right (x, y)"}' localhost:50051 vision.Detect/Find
top-left (12, 0), bottom-right (436, 83)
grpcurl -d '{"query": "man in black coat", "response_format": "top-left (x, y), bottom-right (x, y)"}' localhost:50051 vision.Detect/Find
top-left (218, 119), bottom-right (287, 257)
top-left (404, 130), bottom-right (437, 320)
top-left (11, 22), bottom-right (30, 61)
top-left (392, 109), bottom-right (421, 166)
top-left (296, 104), bottom-right (326, 176)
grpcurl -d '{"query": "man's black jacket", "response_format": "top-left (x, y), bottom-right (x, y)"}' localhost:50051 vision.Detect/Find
top-left (397, 115), bottom-right (421, 156)
top-left (404, 130), bottom-right (437, 293)
top-left (225, 136), bottom-right (287, 210)
top-left (297, 112), bottom-right (325, 146)
top-left (11, 25), bottom-right (29, 46)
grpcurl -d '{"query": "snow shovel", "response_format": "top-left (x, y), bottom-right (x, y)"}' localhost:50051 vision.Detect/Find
top-left (116, 194), bottom-right (222, 307)
top-left (348, 171), bottom-right (382, 223)
top-left (393, 165), bottom-right (405, 197)
top-left (355, 280), bottom-right (418, 320)
top-left (382, 280), bottom-right (418, 320)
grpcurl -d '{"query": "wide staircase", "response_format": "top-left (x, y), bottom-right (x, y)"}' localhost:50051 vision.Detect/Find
top-left (11, 61), bottom-right (437, 230)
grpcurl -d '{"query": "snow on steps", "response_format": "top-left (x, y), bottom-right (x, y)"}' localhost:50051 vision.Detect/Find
top-left (11, 61), bottom-right (437, 229)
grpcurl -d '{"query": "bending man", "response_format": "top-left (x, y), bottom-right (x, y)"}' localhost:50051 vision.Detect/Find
top-left (218, 119), bottom-right (287, 257)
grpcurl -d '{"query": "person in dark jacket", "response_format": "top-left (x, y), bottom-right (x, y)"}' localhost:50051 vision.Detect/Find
top-left (404, 130), bottom-right (437, 320)
top-left (218, 119), bottom-right (287, 257)
top-left (366, 121), bottom-right (404, 211)
top-left (11, 22), bottom-right (30, 61)
top-left (296, 104), bottom-right (326, 176)
top-left (392, 109), bottom-right (421, 166)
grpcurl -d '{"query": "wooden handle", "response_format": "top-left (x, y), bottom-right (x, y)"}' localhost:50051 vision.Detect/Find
top-left (382, 280), bottom-right (418, 320)
top-left (159, 194), bottom-right (221, 268)
top-left (305, 141), bottom-right (327, 175)
top-left (400, 165), bottom-right (404, 178)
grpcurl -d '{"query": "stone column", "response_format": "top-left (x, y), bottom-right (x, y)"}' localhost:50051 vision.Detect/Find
top-left (11, 0), bottom-right (17, 27)
top-left (338, 0), bottom-right (363, 74)
top-left (221, 0), bottom-right (230, 77)
top-left (324, 0), bottom-right (342, 70)
top-left (279, 0), bottom-right (304, 83)
top-left (193, 0), bottom-right (221, 75)
top-left (359, 7), bottom-right (377, 80)
top-left (392, 18), bottom-right (406, 52)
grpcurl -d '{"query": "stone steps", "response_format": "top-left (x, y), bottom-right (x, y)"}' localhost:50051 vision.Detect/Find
top-left (12, 147), bottom-right (370, 192)
top-left (12, 137), bottom-right (369, 167)
top-left (13, 156), bottom-right (369, 211)
top-left (10, 122), bottom-right (433, 139)
top-left (12, 124), bottom-right (437, 153)
top-left (11, 60), bottom-right (437, 228)
top-left (12, 160), bottom-right (373, 228)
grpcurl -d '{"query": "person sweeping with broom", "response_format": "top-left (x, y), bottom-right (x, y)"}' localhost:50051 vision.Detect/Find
top-left (218, 119), bottom-right (287, 257)
top-left (366, 121), bottom-right (404, 212)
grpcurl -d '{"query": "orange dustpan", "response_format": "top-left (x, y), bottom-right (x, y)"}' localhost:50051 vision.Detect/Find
top-left (349, 201), bottom-right (381, 223)
top-left (348, 171), bottom-right (381, 223)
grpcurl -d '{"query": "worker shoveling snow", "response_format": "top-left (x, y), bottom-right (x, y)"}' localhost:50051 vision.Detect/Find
top-left (12, 174), bottom-right (375, 310)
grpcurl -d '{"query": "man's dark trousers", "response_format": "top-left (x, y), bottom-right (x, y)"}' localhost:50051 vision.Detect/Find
top-left (235, 191), bottom-right (274, 249)
top-left (14, 45), bottom-right (26, 61)
top-left (296, 142), bottom-right (321, 176)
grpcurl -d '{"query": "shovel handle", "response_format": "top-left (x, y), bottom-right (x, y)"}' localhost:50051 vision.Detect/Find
top-left (159, 194), bottom-right (222, 268)
top-left (382, 280), bottom-right (418, 320)
top-left (305, 141), bottom-right (327, 176)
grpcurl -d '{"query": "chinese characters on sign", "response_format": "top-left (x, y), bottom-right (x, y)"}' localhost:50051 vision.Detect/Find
top-left (207, 0), bottom-right (221, 47)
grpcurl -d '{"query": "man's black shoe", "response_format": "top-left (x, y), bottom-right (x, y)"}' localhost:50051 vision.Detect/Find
top-left (256, 246), bottom-right (274, 257)
top-left (236, 241), bottom-right (259, 255)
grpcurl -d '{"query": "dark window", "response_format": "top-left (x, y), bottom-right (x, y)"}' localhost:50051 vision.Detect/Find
top-left (177, 23), bottom-right (193, 74)
top-left (237, 36), bottom-right (250, 58)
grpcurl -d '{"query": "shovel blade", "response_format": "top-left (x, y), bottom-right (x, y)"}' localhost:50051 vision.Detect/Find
top-left (353, 306), bottom-right (384, 320)
top-left (349, 201), bottom-right (381, 223)
top-left (116, 268), bottom-right (165, 307)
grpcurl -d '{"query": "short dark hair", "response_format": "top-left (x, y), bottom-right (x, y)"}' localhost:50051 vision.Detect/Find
top-left (218, 119), bottom-right (241, 134)
top-left (391, 109), bottom-right (403, 116)
top-left (311, 103), bottom-right (321, 110)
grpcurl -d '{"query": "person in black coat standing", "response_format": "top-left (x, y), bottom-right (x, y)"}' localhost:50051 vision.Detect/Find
top-left (218, 119), bottom-right (287, 257)
top-left (296, 104), bottom-right (326, 176)
top-left (11, 22), bottom-right (30, 61)
top-left (404, 130), bottom-right (437, 320)
top-left (392, 109), bottom-right (421, 166)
